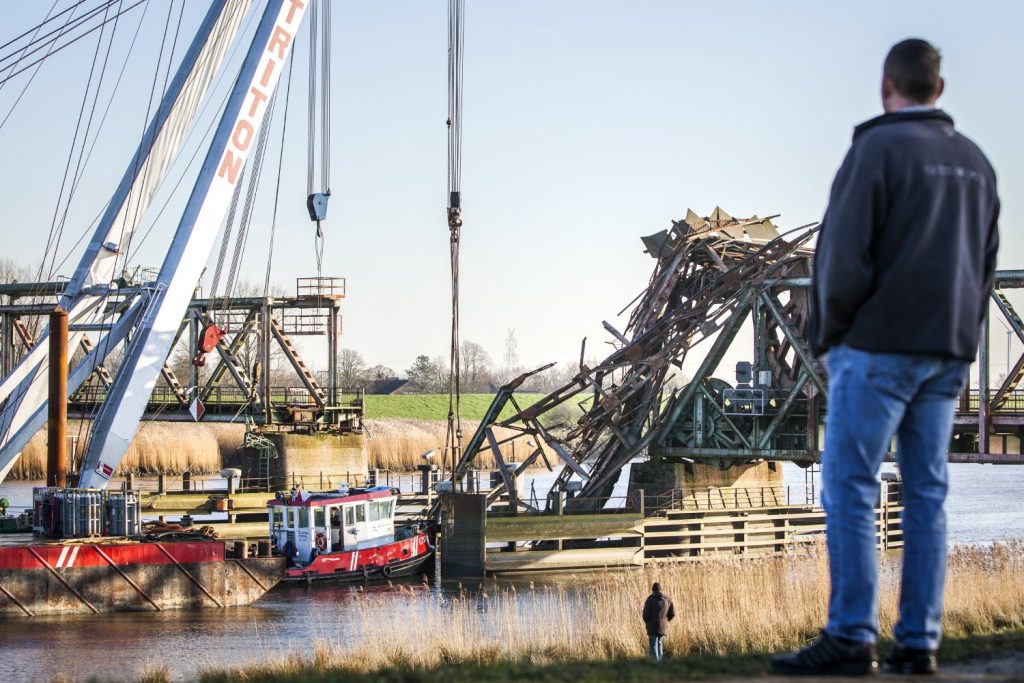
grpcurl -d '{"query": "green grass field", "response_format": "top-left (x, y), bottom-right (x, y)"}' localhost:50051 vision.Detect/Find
top-left (363, 393), bottom-right (546, 422)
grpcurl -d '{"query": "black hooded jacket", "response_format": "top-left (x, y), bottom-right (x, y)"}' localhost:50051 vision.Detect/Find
top-left (809, 109), bottom-right (999, 360)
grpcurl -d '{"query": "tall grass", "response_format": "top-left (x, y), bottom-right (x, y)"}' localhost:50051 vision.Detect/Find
top-left (364, 394), bottom-right (545, 422)
top-left (8, 418), bottom-right (530, 479)
top-left (365, 419), bottom-right (525, 471)
top-left (9, 421), bottom-right (241, 479)
top-left (203, 542), bottom-right (1024, 679)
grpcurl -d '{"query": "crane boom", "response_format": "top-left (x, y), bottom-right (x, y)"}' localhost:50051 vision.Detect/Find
top-left (0, 0), bottom-right (253, 482)
top-left (78, 0), bottom-right (309, 488)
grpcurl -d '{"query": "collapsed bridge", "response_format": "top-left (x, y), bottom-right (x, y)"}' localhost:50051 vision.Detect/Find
top-left (450, 208), bottom-right (1024, 514)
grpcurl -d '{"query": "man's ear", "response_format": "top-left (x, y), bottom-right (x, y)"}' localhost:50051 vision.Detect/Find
top-left (881, 76), bottom-right (895, 100)
top-left (935, 76), bottom-right (945, 100)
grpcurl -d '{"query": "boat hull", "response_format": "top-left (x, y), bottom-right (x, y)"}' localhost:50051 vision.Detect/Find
top-left (284, 532), bottom-right (433, 583)
top-left (0, 540), bottom-right (282, 616)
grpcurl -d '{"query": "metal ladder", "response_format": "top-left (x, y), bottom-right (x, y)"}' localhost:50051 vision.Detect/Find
top-left (244, 418), bottom-right (277, 491)
top-left (269, 316), bottom-right (326, 406)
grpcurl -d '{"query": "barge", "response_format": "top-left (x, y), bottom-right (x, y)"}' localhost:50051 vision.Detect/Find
top-left (0, 538), bottom-right (281, 616)
top-left (0, 486), bottom-right (282, 617)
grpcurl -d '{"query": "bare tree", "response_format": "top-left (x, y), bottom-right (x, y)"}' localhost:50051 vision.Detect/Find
top-left (366, 364), bottom-right (397, 381)
top-left (338, 348), bottom-right (367, 388)
top-left (460, 340), bottom-right (493, 392)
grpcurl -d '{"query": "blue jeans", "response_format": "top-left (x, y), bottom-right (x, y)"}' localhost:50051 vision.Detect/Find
top-left (648, 634), bottom-right (664, 660)
top-left (822, 345), bottom-right (968, 650)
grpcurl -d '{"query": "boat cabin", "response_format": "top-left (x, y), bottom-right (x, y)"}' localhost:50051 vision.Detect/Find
top-left (268, 486), bottom-right (397, 564)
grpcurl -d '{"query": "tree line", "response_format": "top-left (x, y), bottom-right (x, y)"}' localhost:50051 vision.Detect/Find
top-left (337, 332), bottom-right (585, 395)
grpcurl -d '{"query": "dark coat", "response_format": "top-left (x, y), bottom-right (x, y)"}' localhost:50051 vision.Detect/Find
top-left (642, 591), bottom-right (675, 636)
top-left (809, 109), bottom-right (999, 361)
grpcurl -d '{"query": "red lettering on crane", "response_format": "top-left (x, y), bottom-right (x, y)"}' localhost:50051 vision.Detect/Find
top-left (217, 3), bottom-right (304, 185)
top-left (267, 26), bottom-right (292, 60)
top-left (285, 0), bottom-right (306, 25)
top-left (248, 86), bottom-right (269, 118)
top-left (218, 150), bottom-right (242, 184)
top-left (232, 120), bottom-right (254, 151)
top-left (259, 59), bottom-right (275, 88)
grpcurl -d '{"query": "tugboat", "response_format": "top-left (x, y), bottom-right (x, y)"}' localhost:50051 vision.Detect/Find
top-left (268, 485), bottom-right (433, 583)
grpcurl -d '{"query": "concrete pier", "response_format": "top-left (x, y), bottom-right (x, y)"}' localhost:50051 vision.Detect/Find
top-left (227, 431), bottom-right (367, 489)
top-left (627, 457), bottom-right (785, 514)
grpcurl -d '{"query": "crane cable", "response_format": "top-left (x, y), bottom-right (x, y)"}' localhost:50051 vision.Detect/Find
top-left (445, 0), bottom-right (465, 481)
top-left (306, 0), bottom-right (330, 276)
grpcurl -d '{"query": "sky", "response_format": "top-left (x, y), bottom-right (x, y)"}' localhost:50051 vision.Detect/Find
top-left (0, 0), bottom-right (1021, 381)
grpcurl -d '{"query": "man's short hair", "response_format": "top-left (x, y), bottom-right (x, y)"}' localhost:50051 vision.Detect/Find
top-left (884, 39), bottom-right (942, 103)
top-left (652, 582), bottom-right (661, 592)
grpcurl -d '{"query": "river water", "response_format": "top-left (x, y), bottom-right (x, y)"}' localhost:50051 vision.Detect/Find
top-left (2, 463), bottom-right (1023, 681)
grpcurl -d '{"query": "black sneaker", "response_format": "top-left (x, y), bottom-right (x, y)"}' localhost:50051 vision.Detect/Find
top-left (885, 646), bottom-right (939, 675)
top-left (770, 631), bottom-right (879, 676)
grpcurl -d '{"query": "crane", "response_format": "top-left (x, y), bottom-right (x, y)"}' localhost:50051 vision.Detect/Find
top-left (0, 0), bottom-right (312, 487)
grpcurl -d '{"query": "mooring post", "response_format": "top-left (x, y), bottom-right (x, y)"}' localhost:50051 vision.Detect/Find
top-left (182, 471), bottom-right (191, 492)
top-left (158, 473), bottom-right (166, 494)
top-left (127, 472), bottom-right (135, 492)
top-left (47, 307), bottom-right (68, 488)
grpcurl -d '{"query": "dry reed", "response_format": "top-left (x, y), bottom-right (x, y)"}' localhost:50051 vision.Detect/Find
top-left (9, 421), bottom-right (242, 479)
top-left (9, 418), bottom-right (530, 479)
top-left (206, 541), bottom-right (1024, 679)
top-left (365, 419), bottom-right (529, 471)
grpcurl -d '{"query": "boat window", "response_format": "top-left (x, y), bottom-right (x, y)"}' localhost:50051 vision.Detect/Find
top-left (271, 507), bottom-right (284, 529)
top-left (345, 505), bottom-right (354, 526)
top-left (381, 500), bottom-right (393, 519)
top-left (298, 507), bottom-right (309, 528)
top-left (289, 508), bottom-right (300, 528)
top-left (369, 501), bottom-right (380, 522)
top-left (355, 503), bottom-right (366, 523)
top-left (314, 507), bottom-right (326, 528)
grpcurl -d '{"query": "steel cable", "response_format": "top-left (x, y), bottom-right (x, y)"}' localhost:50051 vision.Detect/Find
top-left (445, 0), bottom-right (466, 479)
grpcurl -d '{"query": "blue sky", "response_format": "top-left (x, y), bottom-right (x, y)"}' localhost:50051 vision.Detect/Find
top-left (1, 0), bottom-right (1021, 377)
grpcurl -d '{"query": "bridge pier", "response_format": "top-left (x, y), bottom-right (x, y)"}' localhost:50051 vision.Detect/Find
top-left (627, 455), bottom-right (786, 515)
top-left (227, 431), bottom-right (367, 491)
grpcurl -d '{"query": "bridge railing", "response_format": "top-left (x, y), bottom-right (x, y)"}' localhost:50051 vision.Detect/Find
top-left (960, 389), bottom-right (1024, 412)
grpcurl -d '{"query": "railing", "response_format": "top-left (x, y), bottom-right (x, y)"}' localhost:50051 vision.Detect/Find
top-left (645, 484), bottom-right (817, 515)
top-left (296, 276), bottom-right (346, 299)
top-left (959, 389), bottom-right (1024, 413)
top-left (69, 385), bottom-right (366, 409)
top-left (126, 470), bottom-right (373, 495)
top-left (280, 310), bottom-right (329, 335)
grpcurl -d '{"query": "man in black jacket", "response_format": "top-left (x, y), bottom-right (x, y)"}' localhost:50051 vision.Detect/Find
top-left (771, 39), bottom-right (999, 677)
top-left (642, 582), bottom-right (675, 661)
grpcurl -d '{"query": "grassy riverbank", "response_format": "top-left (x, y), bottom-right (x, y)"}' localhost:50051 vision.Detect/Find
top-left (194, 542), bottom-right (1024, 682)
top-left (193, 629), bottom-right (1024, 682)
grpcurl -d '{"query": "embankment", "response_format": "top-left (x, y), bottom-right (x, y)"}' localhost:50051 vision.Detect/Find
top-left (198, 541), bottom-right (1024, 681)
